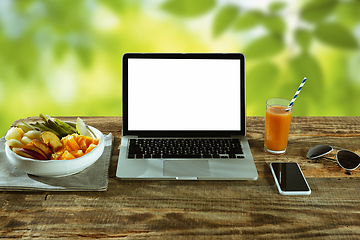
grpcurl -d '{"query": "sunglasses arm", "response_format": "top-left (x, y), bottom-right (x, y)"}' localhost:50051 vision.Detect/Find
top-left (318, 156), bottom-right (337, 163)
top-left (317, 156), bottom-right (351, 175)
top-left (332, 146), bottom-right (347, 150)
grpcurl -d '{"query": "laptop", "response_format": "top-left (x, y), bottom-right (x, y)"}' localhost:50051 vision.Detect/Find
top-left (116, 53), bottom-right (258, 180)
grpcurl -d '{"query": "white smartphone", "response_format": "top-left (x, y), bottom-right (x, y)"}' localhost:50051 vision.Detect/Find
top-left (270, 162), bottom-right (311, 195)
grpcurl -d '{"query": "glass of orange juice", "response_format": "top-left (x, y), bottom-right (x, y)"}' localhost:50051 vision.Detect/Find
top-left (264, 98), bottom-right (293, 155)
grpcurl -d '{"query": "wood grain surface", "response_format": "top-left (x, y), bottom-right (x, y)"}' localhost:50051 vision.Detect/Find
top-left (1, 116), bottom-right (360, 239)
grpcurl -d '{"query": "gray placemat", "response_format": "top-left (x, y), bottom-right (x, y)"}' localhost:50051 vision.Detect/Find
top-left (0, 133), bottom-right (113, 191)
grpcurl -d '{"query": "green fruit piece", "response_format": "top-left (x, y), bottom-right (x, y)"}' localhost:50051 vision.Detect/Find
top-left (18, 122), bottom-right (35, 132)
top-left (31, 122), bottom-right (60, 138)
top-left (53, 118), bottom-right (77, 135)
top-left (46, 119), bottom-right (69, 138)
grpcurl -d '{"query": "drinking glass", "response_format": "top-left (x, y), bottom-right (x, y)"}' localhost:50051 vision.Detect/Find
top-left (264, 98), bottom-right (293, 155)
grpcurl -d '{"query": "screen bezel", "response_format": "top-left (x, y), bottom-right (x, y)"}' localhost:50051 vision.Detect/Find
top-left (122, 53), bottom-right (246, 137)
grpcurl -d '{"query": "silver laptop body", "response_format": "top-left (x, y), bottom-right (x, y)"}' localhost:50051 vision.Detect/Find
top-left (116, 53), bottom-right (258, 180)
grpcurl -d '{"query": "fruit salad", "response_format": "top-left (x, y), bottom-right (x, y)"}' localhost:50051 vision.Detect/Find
top-left (5, 114), bottom-right (100, 160)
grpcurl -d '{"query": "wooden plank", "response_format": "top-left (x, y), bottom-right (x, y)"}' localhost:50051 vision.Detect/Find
top-left (1, 178), bottom-right (360, 238)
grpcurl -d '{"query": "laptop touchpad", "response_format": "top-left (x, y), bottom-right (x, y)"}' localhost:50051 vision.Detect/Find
top-left (163, 160), bottom-right (211, 177)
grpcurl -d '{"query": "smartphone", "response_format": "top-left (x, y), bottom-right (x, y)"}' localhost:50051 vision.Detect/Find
top-left (270, 162), bottom-right (311, 195)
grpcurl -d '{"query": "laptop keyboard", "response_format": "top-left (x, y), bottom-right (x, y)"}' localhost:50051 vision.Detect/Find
top-left (127, 138), bottom-right (244, 159)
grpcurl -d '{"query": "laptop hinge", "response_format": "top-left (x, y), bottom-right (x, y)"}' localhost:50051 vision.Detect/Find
top-left (230, 135), bottom-right (242, 138)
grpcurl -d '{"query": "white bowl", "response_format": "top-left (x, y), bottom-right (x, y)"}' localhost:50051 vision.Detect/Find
top-left (5, 123), bottom-right (104, 177)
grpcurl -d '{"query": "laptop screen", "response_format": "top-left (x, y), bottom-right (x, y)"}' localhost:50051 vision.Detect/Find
top-left (122, 53), bottom-right (246, 137)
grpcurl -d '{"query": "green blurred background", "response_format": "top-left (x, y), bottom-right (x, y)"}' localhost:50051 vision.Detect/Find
top-left (1, 0), bottom-right (360, 136)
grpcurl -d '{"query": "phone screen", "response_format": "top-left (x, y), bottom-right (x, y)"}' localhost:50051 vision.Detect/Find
top-left (270, 162), bottom-right (311, 195)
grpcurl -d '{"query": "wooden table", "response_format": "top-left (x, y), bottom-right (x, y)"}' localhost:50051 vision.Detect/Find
top-left (1, 116), bottom-right (360, 239)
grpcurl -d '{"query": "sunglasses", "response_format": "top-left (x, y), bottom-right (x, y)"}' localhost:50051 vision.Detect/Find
top-left (307, 145), bottom-right (360, 175)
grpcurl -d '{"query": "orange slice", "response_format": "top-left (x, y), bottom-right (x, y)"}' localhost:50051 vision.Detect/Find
top-left (59, 150), bottom-right (75, 160)
top-left (84, 143), bottom-right (97, 154)
top-left (70, 150), bottom-right (84, 158)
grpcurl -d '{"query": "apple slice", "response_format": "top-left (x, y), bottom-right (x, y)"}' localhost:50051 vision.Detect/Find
top-left (32, 139), bottom-right (53, 159)
top-left (15, 148), bottom-right (47, 160)
top-left (23, 141), bottom-right (48, 160)
top-left (40, 131), bottom-right (63, 152)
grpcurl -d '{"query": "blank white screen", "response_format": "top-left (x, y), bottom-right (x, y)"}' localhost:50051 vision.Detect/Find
top-left (128, 58), bottom-right (241, 131)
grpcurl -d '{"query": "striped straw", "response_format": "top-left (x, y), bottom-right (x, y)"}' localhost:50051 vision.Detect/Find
top-left (288, 77), bottom-right (307, 109)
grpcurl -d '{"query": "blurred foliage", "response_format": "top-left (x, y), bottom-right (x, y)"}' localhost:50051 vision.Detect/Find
top-left (1, 0), bottom-right (360, 136)
top-left (161, 0), bottom-right (216, 17)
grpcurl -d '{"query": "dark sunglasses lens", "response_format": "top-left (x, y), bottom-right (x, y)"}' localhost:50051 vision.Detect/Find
top-left (337, 150), bottom-right (360, 170)
top-left (307, 145), bottom-right (333, 159)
